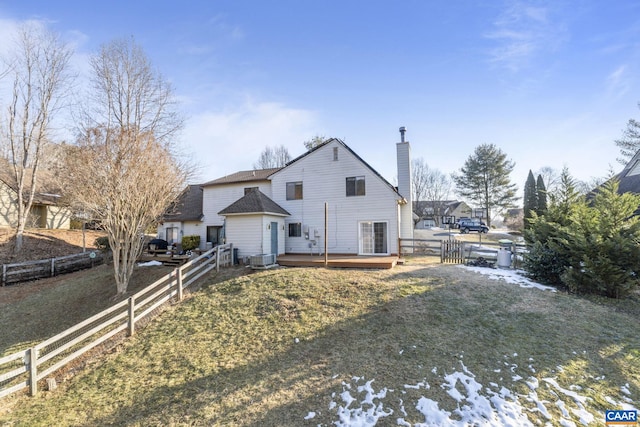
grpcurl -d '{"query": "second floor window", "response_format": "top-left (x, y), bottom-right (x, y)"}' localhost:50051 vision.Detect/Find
top-left (346, 176), bottom-right (365, 196)
top-left (286, 181), bottom-right (303, 200)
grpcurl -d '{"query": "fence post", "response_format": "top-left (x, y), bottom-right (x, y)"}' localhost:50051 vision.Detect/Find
top-left (176, 268), bottom-right (183, 301)
top-left (29, 347), bottom-right (37, 397)
top-left (128, 297), bottom-right (135, 336)
top-left (216, 246), bottom-right (221, 272)
top-left (50, 258), bottom-right (55, 277)
top-left (229, 243), bottom-right (233, 267)
top-left (2, 264), bottom-right (5, 286)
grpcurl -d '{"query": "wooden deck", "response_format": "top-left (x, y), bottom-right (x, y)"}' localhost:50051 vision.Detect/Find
top-left (276, 254), bottom-right (399, 269)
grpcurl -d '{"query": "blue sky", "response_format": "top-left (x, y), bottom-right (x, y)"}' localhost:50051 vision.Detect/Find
top-left (1, 1), bottom-right (640, 201)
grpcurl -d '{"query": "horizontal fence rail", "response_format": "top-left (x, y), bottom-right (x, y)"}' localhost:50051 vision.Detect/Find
top-left (400, 238), bottom-right (527, 267)
top-left (1, 252), bottom-right (104, 286)
top-left (399, 238), bottom-right (442, 257)
top-left (0, 243), bottom-right (233, 400)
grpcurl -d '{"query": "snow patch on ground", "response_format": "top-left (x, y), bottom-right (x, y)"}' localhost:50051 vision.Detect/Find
top-left (311, 356), bottom-right (637, 426)
top-left (137, 260), bottom-right (163, 267)
top-left (303, 260), bottom-right (636, 425)
top-left (459, 265), bottom-right (557, 291)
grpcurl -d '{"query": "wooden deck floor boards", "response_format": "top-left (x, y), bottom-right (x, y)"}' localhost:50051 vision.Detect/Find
top-left (276, 254), bottom-right (398, 269)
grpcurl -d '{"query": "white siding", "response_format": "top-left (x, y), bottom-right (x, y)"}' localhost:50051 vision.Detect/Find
top-left (45, 206), bottom-right (71, 229)
top-left (222, 215), bottom-right (285, 260)
top-left (0, 184), bottom-right (70, 229)
top-left (224, 215), bottom-right (264, 259)
top-left (201, 181), bottom-right (272, 226)
top-left (181, 222), bottom-right (205, 249)
top-left (156, 221), bottom-right (204, 248)
top-left (270, 140), bottom-right (401, 255)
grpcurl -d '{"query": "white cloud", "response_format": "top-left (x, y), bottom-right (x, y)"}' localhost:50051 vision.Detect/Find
top-left (181, 99), bottom-right (320, 182)
top-left (605, 64), bottom-right (631, 100)
top-left (485, 2), bottom-right (566, 72)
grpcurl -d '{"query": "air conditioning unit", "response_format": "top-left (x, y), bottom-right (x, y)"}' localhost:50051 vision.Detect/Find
top-left (250, 253), bottom-right (276, 269)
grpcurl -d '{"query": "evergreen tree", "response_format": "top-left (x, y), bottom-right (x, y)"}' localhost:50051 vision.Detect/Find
top-left (536, 174), bottom-right (548, 215)
top-left (523, 168), bottom-right (582, 284)
top-left (523, 170), bottom-right (537, 229)
top-left (453, 144), bottom-right (518, 227)
top-left (561, 179), bottom-right (640, 298)
top-left (524, 172), bottom-right (640, 298)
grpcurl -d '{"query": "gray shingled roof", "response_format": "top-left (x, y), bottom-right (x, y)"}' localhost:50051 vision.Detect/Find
top-left (616, 171), bottom-right (640, 195)
top-left (202, 168), bottom-right (281, 186)
top-left (162, 185), bottom-right (203, 222)
top-left (218, 189), bottom-right (290, 216)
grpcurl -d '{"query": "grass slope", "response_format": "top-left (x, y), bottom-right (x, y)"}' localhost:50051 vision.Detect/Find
top-left (1, 260), bottom-right (638, 426)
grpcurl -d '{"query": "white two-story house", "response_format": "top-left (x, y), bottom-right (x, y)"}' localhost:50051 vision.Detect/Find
top-left (160, 132), bottom-right (414, 260)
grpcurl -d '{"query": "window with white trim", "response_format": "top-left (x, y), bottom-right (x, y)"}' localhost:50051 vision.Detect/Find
top-left (346, 176), bottom-right (365, 196)
top-left (286, 181), bottom-right (303, 200)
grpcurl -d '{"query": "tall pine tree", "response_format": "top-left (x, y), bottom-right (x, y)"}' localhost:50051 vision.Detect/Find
top-left (523, 170), bottom-right (537, 229)
top-left (536, 174), bottom-right (548, 215)
top-left (453, 144), bottom-right (518, 227)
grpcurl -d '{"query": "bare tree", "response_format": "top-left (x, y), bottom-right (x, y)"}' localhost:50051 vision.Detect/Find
top-left (0, 24), bottom-right (73, 252)
top-left (253, 144), bottom-right (291, 169)
top-left (68, 38), bottom-right (186, 296)
top-left (615, 103), bottom-right (640, 165)
top-left (535, 166), bottom-right (561, 196)
top-left (412, 157), bottom-right (452, 225)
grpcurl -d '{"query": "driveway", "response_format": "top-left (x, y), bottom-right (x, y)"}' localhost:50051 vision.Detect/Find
top-left (414, 227), bottom-right (522, 242)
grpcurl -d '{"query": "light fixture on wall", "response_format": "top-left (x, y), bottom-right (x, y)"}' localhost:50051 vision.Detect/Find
top-left (267, 224), bottom-right (271, 230)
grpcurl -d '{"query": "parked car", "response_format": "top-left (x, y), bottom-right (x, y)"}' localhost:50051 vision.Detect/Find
top-left (451, 217), bottom-right (471, 229)
top-left (458, 220), bottom-right (489, 234)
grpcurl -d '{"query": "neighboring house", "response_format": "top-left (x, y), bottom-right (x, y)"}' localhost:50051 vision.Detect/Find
top-left (159, 184), bottom-right (204, 245)
top-left (612, 150), bottom-right (640, 202)
top-left (414, 200), bottom-right (473, 229)
top-left (504, 208), bottom-right (524, 219)
top-left (161, 134), bottom-right (414, 259)
top-left (0, 164), bottom-right (71, 229)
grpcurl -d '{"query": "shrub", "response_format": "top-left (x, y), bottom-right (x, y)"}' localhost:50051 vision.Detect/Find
top-left (523, 240), bottom-right (568, 287)
top-left (94, 236), bottom-right (110, 251)
top-left (524, 177), bottom-right (640, 298)
top-left (70, 218), bottom-right (84, 230)
top-left (181, 235), bottom-right (200, 251)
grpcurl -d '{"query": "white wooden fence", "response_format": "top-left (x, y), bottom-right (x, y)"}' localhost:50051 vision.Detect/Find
top-left (1, 252), bottom-right (104, 286)
top-left (0, 243), bottom-right (233, 399)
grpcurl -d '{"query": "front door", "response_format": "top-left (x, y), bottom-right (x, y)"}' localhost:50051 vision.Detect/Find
top-left (359, 221), bottom-right (388, 255)
top-left (270, 222), bottom-right (278, 255)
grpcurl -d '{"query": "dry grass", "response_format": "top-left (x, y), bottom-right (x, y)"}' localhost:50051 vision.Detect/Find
top-left (0, 228), bottom-right (106, 264)
top-left (0, 257), bottom-right (638, 426)
top-left (0, 263), bottom-right (174, 357)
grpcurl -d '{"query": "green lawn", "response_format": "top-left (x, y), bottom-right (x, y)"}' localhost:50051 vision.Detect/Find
top-left (1, 259), bottom-right (638, 426)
